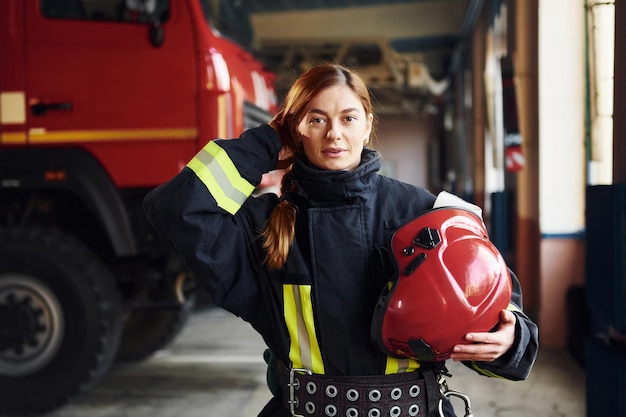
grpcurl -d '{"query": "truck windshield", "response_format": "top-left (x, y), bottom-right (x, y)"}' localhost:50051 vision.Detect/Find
top-left (41, 0), bottom-right (170, 23)
top-left (197, 0), bottom-right (254, 50)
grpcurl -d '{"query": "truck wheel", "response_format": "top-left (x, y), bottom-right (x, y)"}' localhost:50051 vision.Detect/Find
top-left (116, 270), bottom-right (195, 362)
top-left (0, 227), bottom-right (123, 416)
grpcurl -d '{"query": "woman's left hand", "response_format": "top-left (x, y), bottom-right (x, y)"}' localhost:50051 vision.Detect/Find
top-left (449, 309), bottom-right (517, 362)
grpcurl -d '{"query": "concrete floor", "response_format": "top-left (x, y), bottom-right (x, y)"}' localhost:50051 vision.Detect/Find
top-left (46, 307), bottom-right (586, 417)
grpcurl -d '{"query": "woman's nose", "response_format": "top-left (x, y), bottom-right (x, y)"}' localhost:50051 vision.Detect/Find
top-left (326, 122), bottom-right (342, 140)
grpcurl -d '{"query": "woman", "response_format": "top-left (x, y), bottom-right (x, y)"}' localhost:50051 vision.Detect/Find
top-left (143, 64), bottom-right (538, 417)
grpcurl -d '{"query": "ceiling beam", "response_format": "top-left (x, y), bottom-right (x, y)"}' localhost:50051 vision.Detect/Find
top-left (250, 1), bottom-right (469, 44)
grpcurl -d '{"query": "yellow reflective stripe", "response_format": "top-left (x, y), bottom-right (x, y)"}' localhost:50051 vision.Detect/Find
top-left (385, 358), bottom-right (398, 374)
top-left (201, 141), bottom-right (255, 196)
top-left (1, 132), bottom-right (27, 144)
top-left (187, 141), bottom-right (254, 215)
top-left (301, 287), bottom-right (324, 372)
top-left (507, 302), bottom-right (522, 313)
top-left (1, 127), bottom-right (196, 145)
top-left (283, 285), bottom-right (303, 368)
top-left (385, 356), bottom-right (421, 374)
top-left (187, 158), bottom-right (239, 214)
top-left (284, 284), bottom-right (324, 374)
top-left (469, 361), bottom-right (506, 379)
top-left (28, 127), bottom-right (197, 142)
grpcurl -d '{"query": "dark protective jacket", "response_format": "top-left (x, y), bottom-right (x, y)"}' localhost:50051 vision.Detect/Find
top-left (143, 125), bottom-right (539, 417)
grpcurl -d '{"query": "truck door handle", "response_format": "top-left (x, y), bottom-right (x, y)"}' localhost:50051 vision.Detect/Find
top-left (31, 101), bottom-right (73, 116)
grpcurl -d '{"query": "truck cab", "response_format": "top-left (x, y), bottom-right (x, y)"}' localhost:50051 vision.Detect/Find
top-left (0, 0), bottom-right (276, 415)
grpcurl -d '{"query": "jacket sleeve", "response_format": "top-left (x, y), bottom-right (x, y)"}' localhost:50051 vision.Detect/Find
top-left (463, 269), bottom-right (539, 381)
top-left (142, 125), bottom-right (283, 319)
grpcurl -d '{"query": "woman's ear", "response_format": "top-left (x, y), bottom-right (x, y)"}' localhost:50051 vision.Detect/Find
top-left (365, 113), bottom-right (374, 139)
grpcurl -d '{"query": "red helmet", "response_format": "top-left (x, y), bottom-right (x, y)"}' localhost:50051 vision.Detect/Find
top-left (371, 207), bottom-right (512, 361)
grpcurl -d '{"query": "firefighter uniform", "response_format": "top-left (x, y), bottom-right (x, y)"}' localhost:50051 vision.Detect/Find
top-left (143, 125), bottom-right (539, 417)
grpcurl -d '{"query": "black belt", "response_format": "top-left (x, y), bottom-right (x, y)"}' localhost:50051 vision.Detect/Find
top-left (278, 364), bottom-right (444, 417)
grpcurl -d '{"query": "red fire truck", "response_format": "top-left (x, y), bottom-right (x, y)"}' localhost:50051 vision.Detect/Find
top-left (0, 0), bottom-right (277, 415)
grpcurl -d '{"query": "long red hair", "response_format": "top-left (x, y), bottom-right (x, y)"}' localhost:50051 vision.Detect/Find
top-left (262, 64), bottom-right (375, 269)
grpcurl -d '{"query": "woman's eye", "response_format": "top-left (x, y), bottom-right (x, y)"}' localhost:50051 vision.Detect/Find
top-left (310, 117), bottom-right (325, 124)
top-left (345, 115), bottom-right (357, 122)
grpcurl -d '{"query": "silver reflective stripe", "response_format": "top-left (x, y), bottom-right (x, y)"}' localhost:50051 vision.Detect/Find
top-left (284, 284), bottom-right (325, 374)
top-left (187, 141), bottom-right (254, 215)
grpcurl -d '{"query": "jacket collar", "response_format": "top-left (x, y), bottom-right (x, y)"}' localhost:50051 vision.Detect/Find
top-left (290, 148), bottom-right (381, 205)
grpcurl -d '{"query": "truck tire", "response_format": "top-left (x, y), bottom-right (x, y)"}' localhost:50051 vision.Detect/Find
top-left (116, 270), bottom-right (195, 362)
top-left (0, 227), bottom-right (123, 416)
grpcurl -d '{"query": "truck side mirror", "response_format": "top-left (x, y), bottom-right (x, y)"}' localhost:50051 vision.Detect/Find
top-left (149, 20), bottom-right (165, 47)
top-left (125, 0), bottom-right (165, 47)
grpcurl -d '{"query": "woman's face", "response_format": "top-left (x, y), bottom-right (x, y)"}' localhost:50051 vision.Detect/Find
top-left (296, 85), bottom-right (373, 171)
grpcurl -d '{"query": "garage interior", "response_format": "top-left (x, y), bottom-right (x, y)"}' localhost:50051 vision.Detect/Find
top-left (212, 0), bottom-right (471, 116)
top-left (4, 1), bottom-right (624, 416)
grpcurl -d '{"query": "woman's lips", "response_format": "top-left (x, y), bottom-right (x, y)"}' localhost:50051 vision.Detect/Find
top-left (322, 148), bottom-right (346, 157)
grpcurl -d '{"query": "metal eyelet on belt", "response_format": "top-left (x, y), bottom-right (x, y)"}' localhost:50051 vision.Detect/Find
top-left (346, 407), bottom-right (359, 417)
top-left (306, 381), bottom-right (317, 394)
top-left (325, 385), bottom-right (338, 398)
top-left (368, 389), bottom-right (381, 402)
top-left (390, 387), bottom-right (402, 400)
top-left (347, 388), bottom-right (359, 401)
top-left (408, 404), bottom-right (420, 416)
top-left (368, 408), bottom-right (381, 417)
top-left (325, 404), bottom-right (337, 417)
top-left (409, 385), bottom-right (421, 397)
top-left (389, 405), bottom-right (401, 417)
top-left (290, 397), bottom-right (300, 409)
top-left (305, 401), bottom-right (316, 414)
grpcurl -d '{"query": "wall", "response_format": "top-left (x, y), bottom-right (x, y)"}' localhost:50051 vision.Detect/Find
top-left (375, 114), bottom-right (439, 190)
top-left (538, 0), bottom-right (586, 346)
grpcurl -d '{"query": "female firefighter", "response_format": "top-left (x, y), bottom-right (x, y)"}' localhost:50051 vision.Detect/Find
top-left (143, 63), bottom-right (538, 417)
